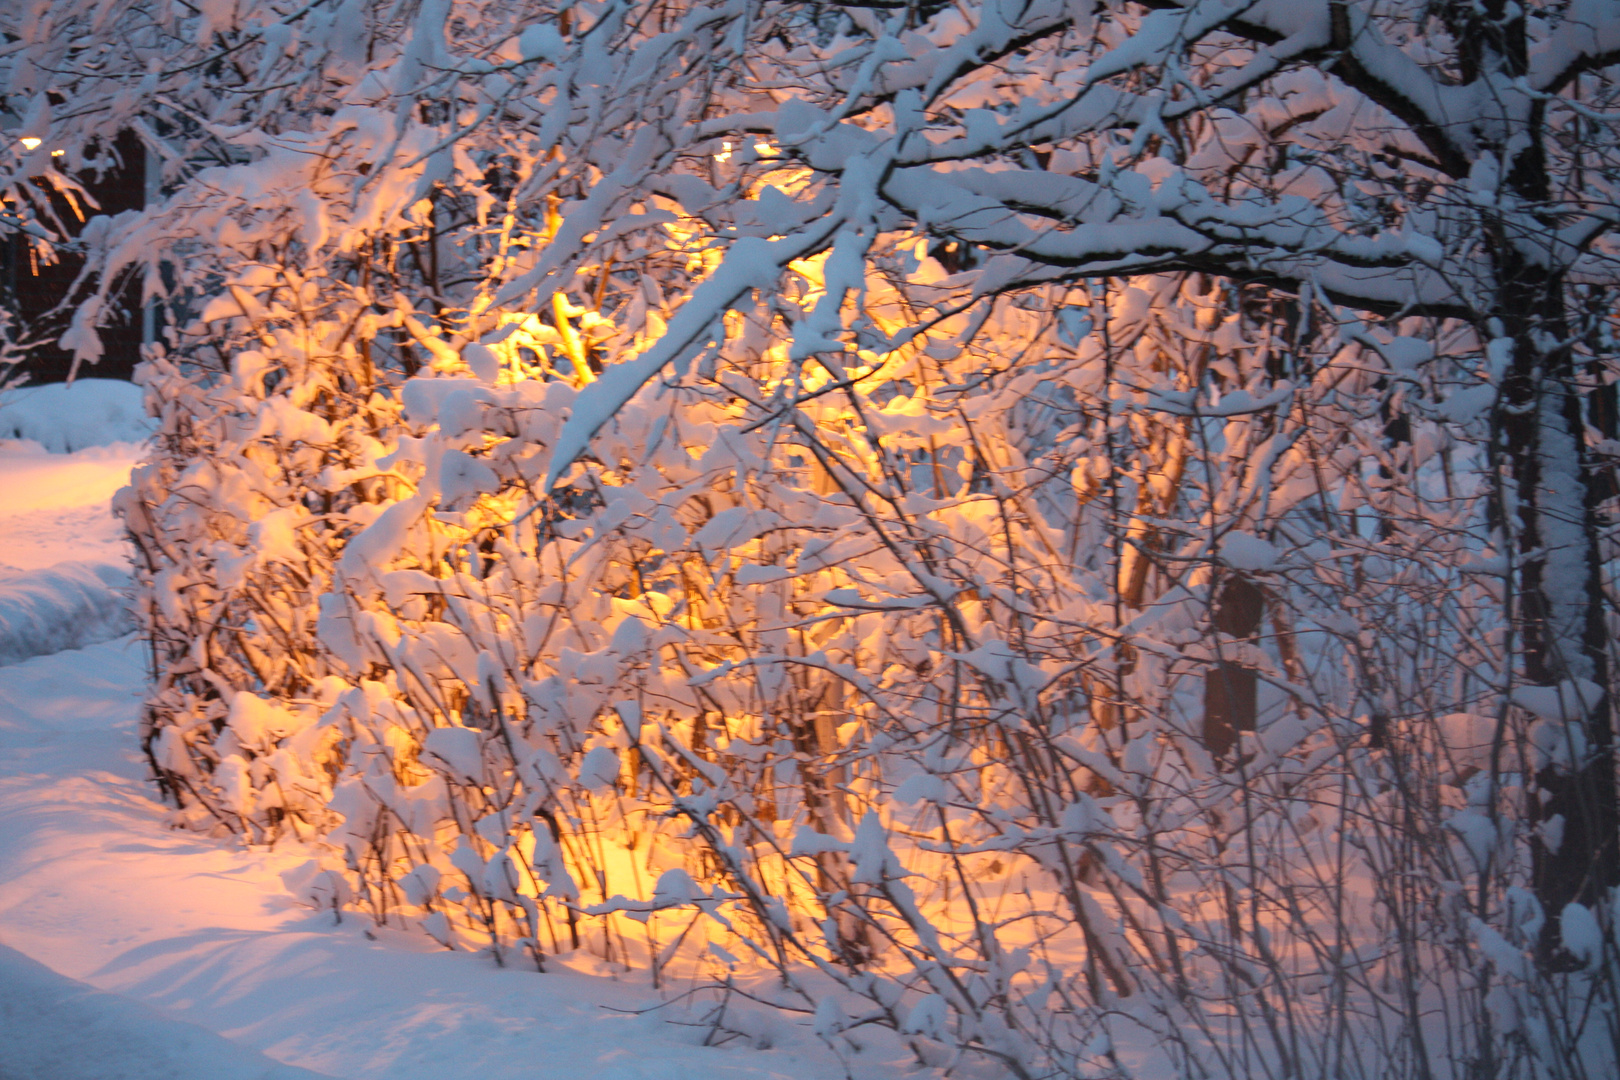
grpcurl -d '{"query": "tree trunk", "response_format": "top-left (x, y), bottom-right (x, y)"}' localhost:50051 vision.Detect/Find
top-left (1204, 573), bottom-right (1264, 758)
top-left (1465, 0), bottom-right (1620, 967)
top-left (1495, 257), bottom-right (1619, 968)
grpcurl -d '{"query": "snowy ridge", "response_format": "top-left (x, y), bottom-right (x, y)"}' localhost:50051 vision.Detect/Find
top-left (0, 379), bottom-right (153, 453)
top-left (0, 561), bottom-right (133, 668)
top-left (0, 943), bottom-right (333, 1080)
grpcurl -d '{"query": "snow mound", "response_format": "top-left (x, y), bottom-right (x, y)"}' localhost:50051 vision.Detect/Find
top-left (0, 561), bottom-right (133, 667)
top-left (1510, 678), bottom-right (1604, 721)
top-left (1219, 530), bottom-right (1283, 571)
top-left (0, 943), bottom-right (333, 1080)
top-left (0, 378), bottom-right (153, 452)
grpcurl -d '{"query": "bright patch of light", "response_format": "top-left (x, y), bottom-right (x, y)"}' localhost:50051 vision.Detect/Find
top-left (19, 137), bottom-right (41, 150)
top-left (716, 140), bottom-right (771, 163)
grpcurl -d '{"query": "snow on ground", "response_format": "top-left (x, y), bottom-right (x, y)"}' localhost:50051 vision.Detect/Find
top-left (0, 559), bottom-right (134, 668)
top-left (0, 379), bottom-right (154, 453)
top-left (0, 399), bottom-right (867, 1080)
top-left (0, 439), bottom-right (142, 576)
top-left (0, 381), bottom-right (149, 667)
top-left (0, 438), bottom-right (143, 667)
top-left (0, 943), bottom-right (329, 1080)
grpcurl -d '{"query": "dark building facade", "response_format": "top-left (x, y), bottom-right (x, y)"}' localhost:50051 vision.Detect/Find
top-left (4, 129), bottom-right (146, 383)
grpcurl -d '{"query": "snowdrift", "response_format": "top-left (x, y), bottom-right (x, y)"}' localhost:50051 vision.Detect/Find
top-left (0, 561), bottom-right (133, 667)
top-left (0, 379), bottom-right (153, 452)
top-left (0, 943), bottom-right (333, 1080)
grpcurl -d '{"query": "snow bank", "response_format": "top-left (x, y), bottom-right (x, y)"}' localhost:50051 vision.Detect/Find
top-left (0, 378), bottom-right (153, 452)
top-left (0, 438), bottom-right (143, 667)
top-left (0, 944), bottom-right (333, 1080)
top-left (0, 561), bottom-right (133, 666)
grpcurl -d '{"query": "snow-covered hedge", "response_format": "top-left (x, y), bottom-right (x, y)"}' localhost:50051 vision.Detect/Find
top-left (122, 269), bottom-right (1553, 1077)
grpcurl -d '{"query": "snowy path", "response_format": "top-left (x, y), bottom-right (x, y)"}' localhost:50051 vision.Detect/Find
top-left (0, 438), bottom-right (143, 666)
top-left (0, 445), bottom-right (852, 1080)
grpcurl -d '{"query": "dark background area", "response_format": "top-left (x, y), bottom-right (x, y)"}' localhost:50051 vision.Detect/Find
top-left (3, 129), bottom-right (145, 384)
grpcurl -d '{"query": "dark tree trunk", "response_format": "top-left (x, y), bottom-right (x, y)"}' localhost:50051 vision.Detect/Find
top-left (1494, 169), bottom-right (1620, 966)
top-left (1457, 0), bottom-right (1620, 967)
top-left (1498, 279), bottom-right (1620, 965)
top-left (1204, 573), bottom-right (1264, 758)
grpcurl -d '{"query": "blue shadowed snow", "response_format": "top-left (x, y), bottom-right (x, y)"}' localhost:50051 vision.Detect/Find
top-left (0, 561), bottom-right (132, 667)
top-left (0, 943), bottom-right (334, 1080)
top-left (0, 379), bottom-right (153, 453)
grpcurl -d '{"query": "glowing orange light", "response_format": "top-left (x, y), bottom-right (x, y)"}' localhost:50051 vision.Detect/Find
top-left (716, 140), bottom-right (773, 163)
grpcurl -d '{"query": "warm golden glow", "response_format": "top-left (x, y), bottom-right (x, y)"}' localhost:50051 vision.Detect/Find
top-left (715, 139), bottom-right (772, 163)
top-left (19, 136), bottom-right (41, 150)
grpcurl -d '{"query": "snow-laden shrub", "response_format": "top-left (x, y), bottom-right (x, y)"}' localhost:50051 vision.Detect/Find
top-left (123, 258), bottom-right (1596, 1078)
